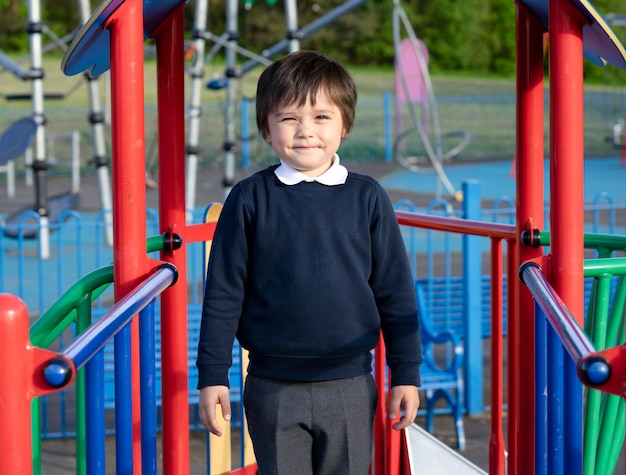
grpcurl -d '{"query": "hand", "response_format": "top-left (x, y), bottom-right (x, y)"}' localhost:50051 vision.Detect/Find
top-left (388, 385), bottom-right (420, 431)
top-left (198, 385), bottom-right (231, 436)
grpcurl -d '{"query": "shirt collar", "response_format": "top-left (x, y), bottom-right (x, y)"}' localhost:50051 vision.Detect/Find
top-left (274, 154), bottom-right (348, 186)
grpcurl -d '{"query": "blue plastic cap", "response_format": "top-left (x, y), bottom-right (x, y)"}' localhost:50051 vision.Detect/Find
top-left (581, 356), bottom-right (611, 386)
top-left (44, 357), bottom-right (73, 388)
top-left (586, 361), bottom-right (610, 385)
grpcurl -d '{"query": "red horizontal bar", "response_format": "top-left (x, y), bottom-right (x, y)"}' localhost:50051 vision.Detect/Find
top-left (395, 210), bottom-right (517, 240)
top-left (185, 222), bottom-right (217, 244)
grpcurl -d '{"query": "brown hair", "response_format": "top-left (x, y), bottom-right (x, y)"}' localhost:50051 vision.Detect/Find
top-left (256, 50), bottom-right (358, 139)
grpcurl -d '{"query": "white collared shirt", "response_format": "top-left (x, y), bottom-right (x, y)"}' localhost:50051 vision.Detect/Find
top-left (274, 154), bottom-right (348, 186)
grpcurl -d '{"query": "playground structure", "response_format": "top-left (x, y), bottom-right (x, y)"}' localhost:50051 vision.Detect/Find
top-left (0, 0), bottom-right (113, 253)
top-left (1, 0), bottom-right (367, 240)
top-left (0, 117), bottom-right (37, 199)
top-left (392, 0), bottom-right (470, 202)
top-left (1, 1), bottom-right (626, 475)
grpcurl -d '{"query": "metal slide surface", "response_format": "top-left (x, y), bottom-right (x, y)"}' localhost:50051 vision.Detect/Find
top-left (405, 424), bottom-right (488, 475)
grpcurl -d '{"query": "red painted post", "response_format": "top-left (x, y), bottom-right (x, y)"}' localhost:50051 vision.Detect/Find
top-left (385, 387), bottom-right (402, 475)
top-left (373, 338), bottom-right (386, 474)
top-left (549, 0), bottom-right (585, 329)
top-left (154, 4), bottom-right (191, 474)
top-left (513, 3), bottom-right (546, 474)
top-left (106, 0), bottom-right (149, 471)
top-left (0, 294), bottom-right (35, 475)
top-left (0, 294), bottom-right (75, 475)
top-left (489, 238), bottom-right (506, 475)
top-left (373, 335), bottom-right (405, 474)
top-left (549, 1), bottom-right (586, 470)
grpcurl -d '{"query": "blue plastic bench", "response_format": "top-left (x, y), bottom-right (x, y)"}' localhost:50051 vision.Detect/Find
top-left (415, 281), bottom-right (466, 451)
top-left (416, 275), bottom-right (508, 339)
top-left (417, 274), bottom-right (609, 340)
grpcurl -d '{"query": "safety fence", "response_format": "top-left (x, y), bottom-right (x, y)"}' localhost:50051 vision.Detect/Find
top-left (520, 257), bottom-right (626, 475)
top-left (2, 184), bottom-right (625, 317)
top-left (1, 183), bottom-right (625, 473)
top-left (2, 181), bottom-right (626, 430)
top-left (0, 183), bottom-right (626, 437)
top-left (1, 85), bottom-right (625, 174)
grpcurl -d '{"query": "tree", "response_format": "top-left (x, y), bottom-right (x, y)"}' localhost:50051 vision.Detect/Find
top-left (0, 0), bottom-right (622, 80)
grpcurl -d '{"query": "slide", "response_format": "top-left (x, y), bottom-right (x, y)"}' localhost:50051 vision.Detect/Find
top-left (405, 424), bottom-right (487, 475)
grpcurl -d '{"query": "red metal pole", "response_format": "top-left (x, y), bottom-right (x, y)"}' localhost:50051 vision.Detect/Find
top-left (373, 338), bottom-right (386, 474)
top-left (154, 4), bottom-right (191, 474)
top-left (107, 1), bottom-right (149, 471)
top-left (385, 385), bottom-right (402, 475)
top-left (0, 294), bottom-right (75, 475)
top-left (489, 238), bottom-right (505, 475)
top-left (0, 294), bottom-right (35, 475)
top-left (548, 0), bottom-right (585, 319)
top-left (513, 3), bottom-right (546, 474)
top-left (549, 2), bottom-right (586, 471)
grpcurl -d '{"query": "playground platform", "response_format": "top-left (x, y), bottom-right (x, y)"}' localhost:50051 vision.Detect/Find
top-left (36, 414), bottom-right (495, 474)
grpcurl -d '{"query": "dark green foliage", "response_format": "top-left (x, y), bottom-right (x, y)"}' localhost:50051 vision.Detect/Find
top-left (0, 0), bottom-right (623, 78)
top-left (0, 0), bottom-right (29, 51)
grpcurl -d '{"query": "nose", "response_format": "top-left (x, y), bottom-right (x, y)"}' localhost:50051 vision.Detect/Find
top-left (296, 119), bottom-right (314, 137)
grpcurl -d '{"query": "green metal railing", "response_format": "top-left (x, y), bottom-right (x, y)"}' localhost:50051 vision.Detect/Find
top-left (28, 236), bottom-right (166, 475)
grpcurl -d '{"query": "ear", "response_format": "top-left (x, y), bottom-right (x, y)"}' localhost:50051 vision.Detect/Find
top-left (264, 133), bottom-right (272, 143)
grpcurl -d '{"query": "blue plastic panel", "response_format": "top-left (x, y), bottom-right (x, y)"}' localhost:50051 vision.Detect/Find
top-left (61, 0), bottom-right (184, 77)
top-left (520, 0), bottom-right (626, 68)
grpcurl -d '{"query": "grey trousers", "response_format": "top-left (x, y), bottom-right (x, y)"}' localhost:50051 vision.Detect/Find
top-left (243, 374), bottom-right (378, 475)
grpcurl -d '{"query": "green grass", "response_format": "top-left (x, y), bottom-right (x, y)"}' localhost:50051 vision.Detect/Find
top-left (1, 52), bottom-right (625, 175)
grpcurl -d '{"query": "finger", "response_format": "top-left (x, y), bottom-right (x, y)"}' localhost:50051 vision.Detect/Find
top-left (388, 393), bottom-right (402, 421)
top-left (202, 402), bottom-right (223, 437)
top-left (392, 409), bottom-right (416, 430)
top-left (392, 401), bottom-right (417, 431)
top-left (220, 398), bottom-right (232, 424)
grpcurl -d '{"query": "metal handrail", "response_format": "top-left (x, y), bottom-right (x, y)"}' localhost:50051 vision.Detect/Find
top-left (519, 261), bottom-right (611, 386)
top-left (43, 264), bottom-right (178, 386)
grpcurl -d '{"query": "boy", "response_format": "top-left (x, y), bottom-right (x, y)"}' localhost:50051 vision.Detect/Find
top-left (196, 50), bottom-right (422, 474)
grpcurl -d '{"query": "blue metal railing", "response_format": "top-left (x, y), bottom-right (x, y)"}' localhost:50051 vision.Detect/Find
top-left (42, 263), bottom-right (178, 474)
top-left (519, 261), bottom-right (613, 475)
top-left (3, 181), bottom-right (626, 437)
top-left (519, 262), bottom-right (611, 384)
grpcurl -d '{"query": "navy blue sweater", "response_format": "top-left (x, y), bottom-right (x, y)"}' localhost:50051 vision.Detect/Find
top-left (196, 166), bottom-right (422, 388)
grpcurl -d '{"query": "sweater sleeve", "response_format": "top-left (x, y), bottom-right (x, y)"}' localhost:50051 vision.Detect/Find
top-left (196, 184), bottom-right (251, 388)
top-left (369, 184), bottom-right (423, 387)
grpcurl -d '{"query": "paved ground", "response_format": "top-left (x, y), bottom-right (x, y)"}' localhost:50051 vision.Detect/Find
top-left (4, 155), bottom-right (626, 218)
top-left (4, 160), bottom-right (624, 473)
top-left (0, 160), bottom-right (439, 217)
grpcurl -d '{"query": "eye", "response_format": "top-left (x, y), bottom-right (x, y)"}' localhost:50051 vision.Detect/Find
top-left (316, 114), bottom-right (329, 120)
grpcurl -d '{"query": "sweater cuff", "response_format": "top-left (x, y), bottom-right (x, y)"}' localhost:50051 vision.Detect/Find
top-left (196, 364), bottom-right (231, 389)
top-left (389, 362), bottom-right (422, 387)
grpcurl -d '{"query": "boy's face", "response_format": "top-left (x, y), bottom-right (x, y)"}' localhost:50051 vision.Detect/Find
top-left (264, 91), bottom-right (347, 177)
